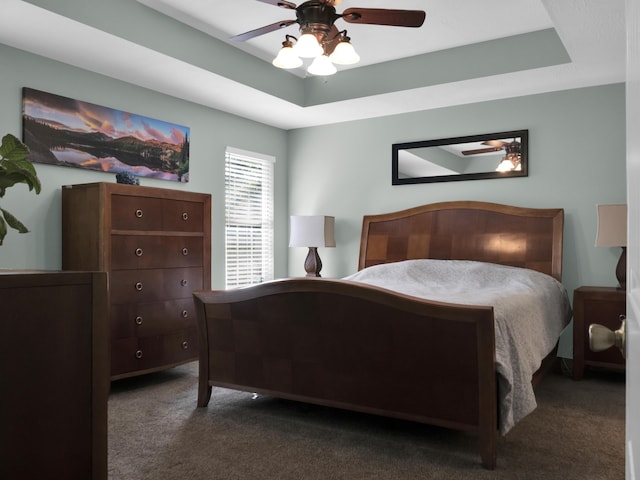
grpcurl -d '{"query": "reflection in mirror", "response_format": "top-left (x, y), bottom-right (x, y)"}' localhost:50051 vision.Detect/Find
top-left (392, 130), bottom-right (528, 185)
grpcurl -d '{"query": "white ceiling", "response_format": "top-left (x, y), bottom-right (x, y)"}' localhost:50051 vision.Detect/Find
top-left (1, 0), bottom-right (627, 130)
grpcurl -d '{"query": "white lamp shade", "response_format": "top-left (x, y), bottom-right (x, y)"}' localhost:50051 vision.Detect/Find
top-left (272, 46), bottom-right (303, 69)
top-left (293, 33), bottom-right (323, 58)
top-left (307, 55), bottom-right (337, 76)
top-left (289, 215), bottom-right (336, 248)
top-left (595, 204), bottom-right (627, 247)
top-left (495, 158), bottom-right (515, 172)
top-left (329, 41), bottom-right (360, 65)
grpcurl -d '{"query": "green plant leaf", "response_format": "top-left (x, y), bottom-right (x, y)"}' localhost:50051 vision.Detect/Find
top-left (0, 133), bottom-right (42, 245)
top-left (0, 133), bottom-right (29, 162)
top-left (0, 215), bottom-right (6, 246)
top-left (1, 208), bottom-right (29, 234)
top-left (0, 134), bottom-right (41, 197)
top-left (0, 159), bottom-right (42, 196)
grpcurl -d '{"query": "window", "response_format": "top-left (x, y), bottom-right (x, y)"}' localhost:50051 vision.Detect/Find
top-left (224, 147), bottom-right (275, 288)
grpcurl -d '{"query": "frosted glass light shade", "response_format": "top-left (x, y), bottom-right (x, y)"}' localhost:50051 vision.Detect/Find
top-left (289, 216), bottom-right (336, 248)
top-left (596, 204), bottom-right (627, 247)
top-left (495, 158), bottom-right (515, 172)
top-left (329, 41), bottom-right (360, 65)
top-left (293, 33), bottom-right (323, 58)
top-left (307, 55), bottom-right (337, 76)
top-left (272, 46), bottom-right (303, 69)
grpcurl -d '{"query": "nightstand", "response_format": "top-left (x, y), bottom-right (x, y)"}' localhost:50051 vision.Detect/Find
top-left (572, 286), bottom-right (626, 380)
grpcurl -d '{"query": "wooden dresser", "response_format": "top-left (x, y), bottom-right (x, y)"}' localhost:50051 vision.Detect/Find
top-left (0, 270), bottom-right (108, 479)
top-left (62, 182), bottom-right (211, 380)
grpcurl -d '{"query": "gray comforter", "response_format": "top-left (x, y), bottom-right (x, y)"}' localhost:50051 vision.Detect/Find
top-left (344, 259), bottom-right (572, 435)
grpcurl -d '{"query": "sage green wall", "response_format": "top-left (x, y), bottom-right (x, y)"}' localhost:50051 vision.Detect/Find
top-left (287, 84), bottom-right (626, 356)
top-left (0, 44), bottom-right (289, 289)
top-left (0, 41), bottom-right (626, 358)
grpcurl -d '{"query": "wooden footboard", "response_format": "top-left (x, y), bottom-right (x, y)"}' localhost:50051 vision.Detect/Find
top-left (194, 278), bottom-right (498, 469)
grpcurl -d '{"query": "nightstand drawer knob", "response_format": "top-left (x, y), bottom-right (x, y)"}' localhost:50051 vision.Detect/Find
top-left (181, 279), bottom-right (188, 287)
top-left (135, 350), bottom-right (143, 359)
top-left (135, 209), bottom-right (143, 218)
top-left (589, 315), bottom-right (626, 358)
top-left (135, 282), bottom-right (143, 291)
top-left (182, 341), bottom-right (189, 350)
top-left (182, 310), bottom-right (188, 318)
top-left (182, 247), bottom-right (189, 256)
top-left (135, 316), bottom-right (143, 325)
top-left (182, 212), bottom-right (189, 221)
top-left (135, 248), bottom-right (143, 257)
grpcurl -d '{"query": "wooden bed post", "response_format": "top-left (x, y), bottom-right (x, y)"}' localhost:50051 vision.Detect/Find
top-left (194, 296), bottom-right (212, 408)
top-left (476, 311), bottom-right (498, 470)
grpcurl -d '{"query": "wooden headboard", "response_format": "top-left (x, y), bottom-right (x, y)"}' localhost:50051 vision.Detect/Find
top-left (358, 201), bottom-right (564, 281)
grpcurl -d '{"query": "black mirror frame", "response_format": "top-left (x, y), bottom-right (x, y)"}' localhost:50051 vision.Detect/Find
top-left (392, 130), bottom-right (529, 185)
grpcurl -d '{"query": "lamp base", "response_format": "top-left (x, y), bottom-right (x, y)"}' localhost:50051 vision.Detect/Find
top-left (304, 247), bottom-right (322, 277)
top-left (616, 246), bottom-right (626, 290)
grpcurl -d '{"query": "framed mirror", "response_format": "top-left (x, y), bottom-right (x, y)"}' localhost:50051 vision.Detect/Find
top-left (392, 130), bottom-right (528, 185)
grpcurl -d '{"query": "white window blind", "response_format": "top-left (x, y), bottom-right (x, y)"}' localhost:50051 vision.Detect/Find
top-left (225, 148), bottom-right (275, 288)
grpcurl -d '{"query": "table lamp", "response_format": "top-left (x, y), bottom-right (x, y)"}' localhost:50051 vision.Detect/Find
top-left (289, 215), bottom-right (335, 277)
top-left (595, 203), bottom-right (627, 289)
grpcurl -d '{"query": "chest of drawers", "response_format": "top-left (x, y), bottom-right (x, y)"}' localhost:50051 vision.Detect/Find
top-left (62, 182), bottom-right (211, 380)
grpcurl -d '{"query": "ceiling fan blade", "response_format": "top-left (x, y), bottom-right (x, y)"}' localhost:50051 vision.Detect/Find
top-left (461, 147), bottom-right (503, 156)
top-left (341, 8), bottom-right (426, 28)
top-left (482, 140), bottom-right (508, 148)
top-left (254, 0), bottom-right (297, 9)
top-left (230, 19), bottom-right (297, 42)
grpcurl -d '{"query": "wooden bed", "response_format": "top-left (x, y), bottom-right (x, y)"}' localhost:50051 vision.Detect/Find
top-left (193, 201), bottom-right (565, 469)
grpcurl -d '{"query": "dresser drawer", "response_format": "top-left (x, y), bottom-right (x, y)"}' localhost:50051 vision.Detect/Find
top-left (111, 235), bottom-right (203, 269)
top-left (111, 328), bottom-right (198, 378)
top-left (111, 298), bottom-right (197, 339)
top-left (110, 267), bottom-right (204, 304)
top-left (111, 195), bottom-right (204, 232)
top-left (161, 199), bottom-right (205, 232)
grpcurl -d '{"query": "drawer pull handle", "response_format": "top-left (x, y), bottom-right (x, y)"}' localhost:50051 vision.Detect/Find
top-left (182, 247), bottom-right (189, 256)
top-left (181, 279), bottom-right (188, 287)
top-left (135, 248), bottom-right (144, 257)
top-left (182, 310), bottom-right (188, 318)
top-left (135, 316), bottom-right (143, 325)
top-left (135, 209), bottom-right (143, 218)
top-left (135, 282), bottom-right (143, 291)
top-left (182, 212), bottom-right (189, 221)
top-left (182, 341), bottom-right (189, 350)
top-left (135, 350), bottom-right (143, 359)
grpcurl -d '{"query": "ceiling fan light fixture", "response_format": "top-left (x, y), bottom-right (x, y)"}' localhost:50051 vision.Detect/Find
top-left (307, 54), bottom-right (337, 76)
top-left (293, 32), bottom-right (323, 58)
top-left (495, 139), bottom-right (521, 172)
top-left (272, 36), bottom-right (303, 69)
top-left (328, 36), bottom-right (359, 65)
top-left (496, 157), bottom-right (516, 172)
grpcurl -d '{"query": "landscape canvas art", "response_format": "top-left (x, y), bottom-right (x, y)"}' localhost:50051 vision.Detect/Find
top-left (22, 87), bottom-right (190, 182)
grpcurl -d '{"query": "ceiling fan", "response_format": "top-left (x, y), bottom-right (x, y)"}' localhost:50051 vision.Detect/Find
top-left (231, 0), bottom-right (427, 75)
top-left (459, 138), bottom-right (522, 171)
top-left (461, 139), bottom-right (520, 156)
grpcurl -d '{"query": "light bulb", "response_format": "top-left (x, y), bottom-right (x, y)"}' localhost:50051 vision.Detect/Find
top-left (307, 55), bottom-right (337, 76)
top-left (272, 46), bottom-right (303, 69)
top-left (496, 159), bottom-right (515, 172)
top-left (293, 33), bottom-right (323, 58)
top-left (329, 41), bottom-right (360, 65)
